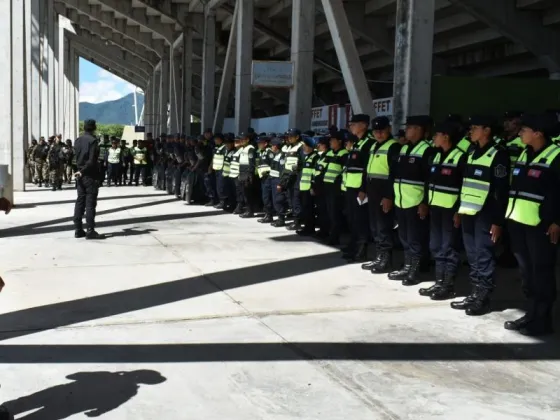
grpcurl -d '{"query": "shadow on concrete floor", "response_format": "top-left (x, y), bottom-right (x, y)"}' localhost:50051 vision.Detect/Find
top-left (14, 193), bottom-right (169, 209)
top-left (2, 370), bottom-right (166, 419)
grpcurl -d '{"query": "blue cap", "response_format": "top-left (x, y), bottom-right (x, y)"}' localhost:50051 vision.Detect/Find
top-left (286, 128), bottom-right (301, 136)
top-left (271, 137), bottom-right (283, 146)
top-left (371, 116), bottom-right (391, 130)
top-left (302, 135), bottom-right (316, 148)
top-left (313, 136), bottom-right (330, 146)
top-left (257, 136), bottom-right (271, 143)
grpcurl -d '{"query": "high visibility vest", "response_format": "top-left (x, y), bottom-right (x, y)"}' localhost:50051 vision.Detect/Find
top-left (345, 135), bottom-right (373, 189)
top-left (108, 147), bottom-right (121, 164)
top-left (366, 139), bottom-right (397, 180)
top-left (281, 144), bottom-right (290, 153)
top-left (428, 148), bottom-right (464, 209)
top-left (458, 146), bottom-right (499, 215)
top-left (239, 144), bottom-right (254, 167)
top-left (323, 149), bottom-right (348, 184)
top-left (505, 136), bottom-right (526, 170)
top-left (133, 147), bottom-right (147, 165)
top-left (284, 142), bottom-right (302, 172)
top-left (257, 149), bottom-right (272, 178)
top-left (553, 135), bottom-right (560, 145)
top-left (314, 151), bottom-right (328, 178)
top-left (299, 152), bottom-right (317, 191)
top-left (212, 144), bottom-right (226, 170)
top-left (229, 149), bottom-right (241, 178)
top-left (223, 150), bottom-right (234, 177)
top-left (456, 137), bottom-right (471, 154)
top-left (341, 168), bottom-right (348, 192)
top-left (270, 152), bottom-right (285, 178)
top-left (506, 144), bottom-right (560, 226)
top-left (394, 140), bottom-right (430, 209)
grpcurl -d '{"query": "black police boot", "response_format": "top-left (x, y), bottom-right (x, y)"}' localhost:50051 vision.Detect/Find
top-left (51, 184), bottom-right (56, 191)
top-left (258, 214), bottom-right (273, 223)
top-left (0, 404), bottom-right (13, 420)
top-left (287, 220), bottom-right (302, 231)
top-left (240, 211), bottom-right (255, 219)
top-left (361, 255), bottom-right (379, 271)
top-left (419, 268), bottom-right (444, 297)
top-left (233, 205), bottom-right (243, 215)
top-left (450, 290), bottom-right (477, 310)
top-left (504, 301), bottom-right (534, 331)
top-left (346, 244), bottom-right (368, 263)
top-left (430, 271), bottom-right (455, 301)
top-left (272, 217), bottom-right (286, 227)
top-left (325, 237), bottom-right (340, 246)
top-left (465, 287), bottom-right (491, 316)
top-left (204, 200), bottom-right (215, 207)
top-left (214, 201), bottom-right (225, 210)
top-left (74, 229), bottom-right (86, 239)
top-left (388, 254), bottom-right (411, 281)
top-left (402, 257), bottom-right (421, 286)
top-left (85, 230), bottom-right (103, 240)
top-left (38, 181), bottom-right (42, 187)
top-left (372, 251), bottom-right (392, 274)
top-left (518, 303), bottom-right (554, 337)
top-left (296, 227), bottom-right (315, 236)
top-left (57, 181), bottom-right (63, 190)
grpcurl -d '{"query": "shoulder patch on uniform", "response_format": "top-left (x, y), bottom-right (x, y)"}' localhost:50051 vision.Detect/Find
top-left (494, 164), bottom-right (507, 178)
top-left (280, 159), bottom-right (285, 165)
top-left (248, 151), bottom-right (254, 158)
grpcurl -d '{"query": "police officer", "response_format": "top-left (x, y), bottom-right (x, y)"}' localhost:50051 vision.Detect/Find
top-left (256, 136), bottom-right (274, 223)
top-left (504, 113), bottom-right (560, 336)
top-left (446, 114), bottom-right (471, 154)
top-left (211, 134), bottom-right (227, 209)
top-left (238, 133), bottom-right (257, 218)
top-left (389, 115), bottom-right (435, 285)
top-left (132, 140), bottom-right (148, 186)
top-left (418, 121), bottom-right (466, 300)
top-left (221, 135), bottom-right (237, 212)
top-left (451, 115), bottom-right (510, 315)
top-left (73, 119), bottom-right (102, 240)
top-left (311, 136), bottom-right (331, 240)
top-left (106, 138), bottom-right (122, 186)
top-left (362, 116), bottom-right (401, 274)
top-left (283, 128), bottom-right (304, 230)
top-left (98, 136), bottom-right (110, 185)
top-left (297, 136), bottom-right (319, 236)
top-left (129, 139), bottom-right (138, 185)
top-left (269, 137), bottom-right (289, 227)
top-left (120, 140), bottom-right (130, 185)
top-left (231, 136), bottom-right (244, 214)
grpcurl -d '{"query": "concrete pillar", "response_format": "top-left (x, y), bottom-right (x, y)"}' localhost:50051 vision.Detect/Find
top-left (182, 28), bottom-right (193, 135)
top-left (30, 0), bottom-right (41, 141)
top-left (289, 0), bottom-right (315, 130)
top-left (169, 50), bottom-right (181, 134)
top-left (160, 57), bottom-right (170, 134)
top-left (202, 9), bottom-right (216, 132)
top-left (152, 70), bottom-right (161, 135)
top-left (52, 10), bottom-right (59, 135)
top-left (213, 1), bottom-right (238, 134)
top-left (74, 53), bottom-right (79, 135)
top-left (57, 16), bottom-right (65, 136)
top-left (234, 0), bottom-right (253, 134)
top-left (320, 0), bottom-right (375, 116)
top-left (40, 0), bottom-right (49, 137)
top-left (144, 80), bottom-right (151, 130)
top-left (0, 0), bottom-right (13, 199)
top-left (393, 0), bottom-right (435, 129)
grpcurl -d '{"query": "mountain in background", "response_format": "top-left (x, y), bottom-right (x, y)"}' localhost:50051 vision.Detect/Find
top-left (79, 93), bottom-right (144, 125)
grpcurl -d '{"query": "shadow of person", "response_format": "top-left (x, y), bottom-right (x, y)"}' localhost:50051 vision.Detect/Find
top-left (104, 228), bottom-right (158, 238)
top-left (2, 370), bottom-right (166, 419)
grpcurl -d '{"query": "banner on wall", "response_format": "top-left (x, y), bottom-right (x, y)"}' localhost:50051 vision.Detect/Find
top-left (310, 105), bottom-right (339, 132)
top-left (343, 97), bottom-right (393, 128)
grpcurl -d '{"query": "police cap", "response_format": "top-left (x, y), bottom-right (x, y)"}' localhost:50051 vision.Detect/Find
top-left (434, 121), bottom-right (459, 136)
top-left (345, 133), bottom-right (358, 143)
top-left (468, 115), bottom-right (495, 127)
top-left (303, 130), bottom-right (316, 137)
top-left (238, 132), bottom-right (251, 139)
top-left (445, 114), bottom-right (463, 123)
top-left (257, 136), bottom-right (270, 143)
top-left (223, 135), bottom-right (234, 143)
top-left (504, 111), bottom-right (523, 120)
top-left (302, 135), bottom-right (316, 148)
top-left (111, 138), bottom-right (118, 143)
top-left (214, 133), bottom-right (225, 140)
top-left (371, 116), bottom-right (391, 130)
top-left (270, 137), bottom-right (283, 146)
top-left (406, 115), bottom-right (433, 127)
top-left (349, 114), bottom-right (370, 125)
top-left (521, 113), bottom-right (558, 136)
top-left (314, 136), bottom-right (330, 146)
top-left (330, 130), bottom-right (346, 141)
top-left (286, 128), bottom-right (301, 136)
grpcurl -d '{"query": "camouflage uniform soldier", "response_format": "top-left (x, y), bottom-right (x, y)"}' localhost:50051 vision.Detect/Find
top-left (32, 137), bottom-right (49, 187)
top-left (63, 139), bottom-right (74, 183)
top-left (26, 139), bottom-right (37, 183)
top-left (47, 138), bottom-right (64, 191)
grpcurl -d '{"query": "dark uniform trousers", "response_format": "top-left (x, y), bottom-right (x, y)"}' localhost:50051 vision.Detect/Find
top-left (461, 213), bottom-right (495, 290)
top-left (509, 221), bottom-right (557, 306)
top-left (204, 172), bottom-right (217, 203)
top-left (345, 188), bottom-right (369, 248)
top-left (174, 166), bottom-right (185, 196)
top-left (223, 177), bottom-right (236, 209)
top-left (325, 184), bottom-right (343, 240)
top-left (300, 190), bottom-right (315, 230)
top-left (129, 162), bottom-right (135, 184)
top-left (134, 164), bottom-right (147, 185)
top-left (430, 207), bottom-right (461, 275)
top-left (215, 171), bottom-right (225, 202)
top-left (288, 176), bottom-right (302, 219)
top-left (107, 163), bottom-right (120, 185)
top-left (235, 178), bottom-right (245, 209)
top-left (314, 186), bottom-right (329, 235)
top-left (396, 207), bottom-right (429, 259)
top-left (271, 177), bottom-right (287, 216)
top-left (261, 176), bottom-right (273, 215)
top-left (73, 175), bottom-right (99, 230)
top-left (367, 183), bottom-right (394, 252)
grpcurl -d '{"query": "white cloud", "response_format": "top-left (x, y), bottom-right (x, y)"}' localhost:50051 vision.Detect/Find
top-left (79, 68), bottom-right (136, 103)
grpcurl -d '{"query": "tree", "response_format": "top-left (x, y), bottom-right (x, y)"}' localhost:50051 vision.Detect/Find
top-left (78, 122), bottom-right (125, 138)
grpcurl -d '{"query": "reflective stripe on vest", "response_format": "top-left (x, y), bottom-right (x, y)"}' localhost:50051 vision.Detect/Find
top-left (366, 138), bottom-right (396, 179)
top-left (553, 135), bottom-right (560, 145)
top-left (299, 152), bottom-right (317, 191)
top-left (324, 149), bottom-right (349, 183)
top-left (257, 150), bottom-right (271, 178)
top-left (394, 141), bottom-right (430, 209)
top-left (223, 155), bottom-right (232, 177)
top-left (458, 146), bottom-right (499, 215)
top-left (239, 144), bottom-right (254, 166)
top-left (314, 152), bottom-right (328, 177)
top-left (345, 136), bottom-right (372, 189)
top-left (133, 147), bottom-right (147, 165)
top-left (428, 148), bottom-right (464, 208)
top-left (229, 149), bottom-right (241, 178)
top-left (284, 142), bottom-right (302, 171)
top-left (505, 136), bottom-right (526, 168)
top-left (270, 152), bottom-right (283, 178)
top-left (212, 145), bottom-right (226, 170)
top-left (108, 148), bottom-right (121, 164)
top-left (506, 144), bottom-right (560, 226)
top-left (456, 137), bottom-right (471, 154)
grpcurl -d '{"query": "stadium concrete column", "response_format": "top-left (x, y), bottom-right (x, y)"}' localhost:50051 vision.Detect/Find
top-left (392, 0), bottom-right (435, 129)
top-left (320, 0), bottom-right (374, 116)
top-left (169, 48), bottom-right (181, 134)
top-left (29, 0), bottom-right (41, 141)
top-left (160, 56), bottom-right (170, 134)
top-left (289, 0), bottom-right (315, 130)
top-left (52, 9), bottom-right (59, 135)
top-left (234, 0), bottom-right (253, 134)
top-left (152, 69), bottom-right (161, 135)
top-left (182, 28), bottom-right (193, 135)
top-left (202, 8), bottom-right (216, 132)
top-left (213, 1), bottom-right (238, 134)
top-left (144, 80), bottom-right (151, 132)
top-left (74, 53), bottom-right (79, 135)
top-left (57, 15), bottom-right (65, 137)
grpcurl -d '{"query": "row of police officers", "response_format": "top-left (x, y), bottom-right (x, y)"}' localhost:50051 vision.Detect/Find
top-left (208, 111), bottom-right (560, 337)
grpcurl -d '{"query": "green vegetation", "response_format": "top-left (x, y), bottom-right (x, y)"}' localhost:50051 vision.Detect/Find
top-left (78, 121), bottom-right (125, 138)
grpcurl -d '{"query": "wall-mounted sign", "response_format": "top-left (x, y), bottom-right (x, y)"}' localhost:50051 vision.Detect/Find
top-left (252, 61), bottom-right (294, 88)
top-left (343, 97), bottom-right (394, 127)
top-left (311, 105), bottom-right (339, 132)
top-left (135, 125), bottom-right (146, 133)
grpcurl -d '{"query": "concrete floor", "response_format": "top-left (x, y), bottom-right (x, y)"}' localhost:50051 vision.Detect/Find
top-left (0, 184), bottom-right (559, 419)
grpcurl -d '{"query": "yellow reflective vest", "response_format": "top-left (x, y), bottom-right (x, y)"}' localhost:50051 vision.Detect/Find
top-left (107, 147), bottom-right (121, 164)
top-left (458, 146), bottom-right (499, 215)
top-left (133, 147), bottom-right (147, 165)
top-left (394, 140), bottom-right (430, 209)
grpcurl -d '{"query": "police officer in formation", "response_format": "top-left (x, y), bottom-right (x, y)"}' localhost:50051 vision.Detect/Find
top-left (106, 138), bottom-right (122, 186)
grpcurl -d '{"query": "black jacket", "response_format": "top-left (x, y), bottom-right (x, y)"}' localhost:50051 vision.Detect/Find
top-left (74, 132), bottom-right (100, 178)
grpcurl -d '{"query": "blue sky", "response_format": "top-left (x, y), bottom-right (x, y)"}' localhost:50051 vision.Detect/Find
top-left (79, 58), bottom-right (139, 103)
